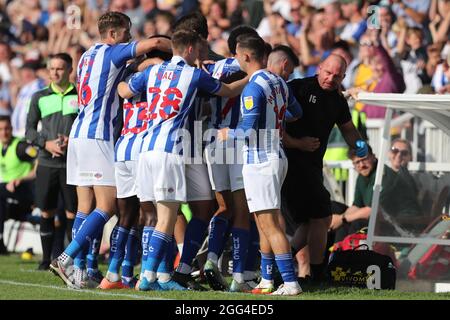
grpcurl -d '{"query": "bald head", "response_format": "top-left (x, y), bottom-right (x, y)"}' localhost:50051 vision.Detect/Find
top-left (321, 54), bottom-right (347, 73)
top-left (317, 54), bottom-right (347, 91)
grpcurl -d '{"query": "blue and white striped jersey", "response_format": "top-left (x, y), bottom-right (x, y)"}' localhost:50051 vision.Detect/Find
top-left (183, 96), bottom-right (205, 160)
top-left (71, 42), bottom-right (137, 141)
top-left (128, 56), bottom-right (222, 155)
top-left (236, 70), bottom-right (302, 164)
top-left (115, 71), bottom-right (148, 162)
top-left (206, 58), bottom-right (242, 129)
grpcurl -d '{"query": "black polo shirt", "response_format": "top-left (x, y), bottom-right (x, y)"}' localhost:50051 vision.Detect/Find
top-left (286, 76), bottom-right (352, 170)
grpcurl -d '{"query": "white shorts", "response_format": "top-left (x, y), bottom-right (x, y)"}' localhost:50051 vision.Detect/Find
top-left (136, 151), bottom-right (186, 203)
top-left (185, 163), bottom-right (214, 201)
top-left (242, 158), bottom-right (288, 213)
top-left (206, 162), bottom-right (244, 192)
top-left (204, 145), bottom-right (244, 192)
top-left (114, 160), bottom-right (138, 198)
top-left (67, 138), bottom-right (116, 187)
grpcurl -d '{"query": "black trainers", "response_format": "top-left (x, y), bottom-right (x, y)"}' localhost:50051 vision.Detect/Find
top-left (204, 259), bottom-right (229, 291)
top-left (297, 275), bottom-right (312, 287)
top-left (172, 271), bottom-right (208, 291)
top-left (37, 261), bottom-right (50, 271)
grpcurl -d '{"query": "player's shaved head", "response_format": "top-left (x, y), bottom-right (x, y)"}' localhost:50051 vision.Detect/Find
top-left (268, 45), bottom-right (299, 68)
top-left (267, 46), bottom-right (299, 80)
top-left (317, 54), bottom-right (347, 91)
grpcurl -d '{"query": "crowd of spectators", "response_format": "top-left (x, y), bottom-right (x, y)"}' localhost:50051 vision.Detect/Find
top-left (0, 0), bottom-right (449, 136)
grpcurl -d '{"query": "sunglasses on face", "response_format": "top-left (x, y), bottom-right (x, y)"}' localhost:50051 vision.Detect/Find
top-left (391, 147), bottom-right (410, 156)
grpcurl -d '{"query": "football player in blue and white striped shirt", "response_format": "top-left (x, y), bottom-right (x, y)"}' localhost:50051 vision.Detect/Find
top-left (50, 12), bottom-right (172, 289)
top-left (100, 44), bottom-right (181, 291)
top-left (221, 36), bottom-right (303, 296)
top-left (118, 29), bottom-right (248, 291)
top-left (202, 26), bottom-right (262, 293)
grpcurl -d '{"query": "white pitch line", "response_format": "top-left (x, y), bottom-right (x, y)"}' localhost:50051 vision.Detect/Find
top-left (0, 279), bottom-right (170, 300)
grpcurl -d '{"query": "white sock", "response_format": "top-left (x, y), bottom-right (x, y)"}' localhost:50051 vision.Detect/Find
top-left (177, 243), bottom-right (183, 256)
top-left (157, 272), bottom-right (171, 283)
top-left (233, 272), bottom-right (244, 283)
top-left (207, 252), bottom-right (219, 265)
top-left (58, 253), bottom-right (73, 267)
top-left (106, 271), bottom-right (120, 282)
top-left (143, 270), bottom-right (156, 282)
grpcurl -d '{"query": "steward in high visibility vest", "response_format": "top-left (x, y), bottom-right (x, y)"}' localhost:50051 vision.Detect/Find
top-left (0, 115), bottom-right (37, 254)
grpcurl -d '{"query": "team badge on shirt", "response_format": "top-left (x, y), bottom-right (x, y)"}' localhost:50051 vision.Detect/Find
top-left (244, 96), bottom-right (254, 110)
top-left (25, 146), bottom-right (38, 158)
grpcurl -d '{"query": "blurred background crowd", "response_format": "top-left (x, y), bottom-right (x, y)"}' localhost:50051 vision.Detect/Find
top-left (0, 0), bottom-right (449, 137)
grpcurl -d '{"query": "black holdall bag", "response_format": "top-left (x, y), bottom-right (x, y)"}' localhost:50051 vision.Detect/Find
top-left (327, 244), bottom-right (397, 289)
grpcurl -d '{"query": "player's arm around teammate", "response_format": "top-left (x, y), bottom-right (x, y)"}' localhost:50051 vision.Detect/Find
top-left (221, 37), bottom-right (303, 295)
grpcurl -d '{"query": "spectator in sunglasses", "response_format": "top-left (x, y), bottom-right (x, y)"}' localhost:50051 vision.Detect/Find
top-left (330, 138), bottom-right (423, 239)
top-left (381, 138), bottom-right (423, 234)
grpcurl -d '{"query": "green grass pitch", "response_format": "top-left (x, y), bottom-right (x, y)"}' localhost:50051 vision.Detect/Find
top-left (0, 254), bottom-right (449, 300)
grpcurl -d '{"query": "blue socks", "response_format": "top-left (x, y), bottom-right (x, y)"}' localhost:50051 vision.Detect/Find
top-left (157, 235), bottom-right (176, 281)
top-left (143, 230), bottom-right (171, 279)
top-left (73, 212), bottom-right (88, 269)
top-left (244, 221), bottom-right (259, 279)
top-left (231, 227), bottom-right (249, 281)
top-left (107, 226), bottom-right (129, 274)
top-left (64, 209), bottom-right (109, 260)
top-left (122, 227), bottom-right (140, 281)
top-left (261, 252), bottom-right (274, 281)
top-left (87, 214), bottom-right (106, 274)
top-left (275, 253), bottom-right (297, 283)
top-left (178, 217), bottom-right (208, 272)
top-left (140, 226), bottom-right (154, 275)
top-left (108, 225), bottom-right (120, 264)
top-left (207, 216), bottom-right (229, 263)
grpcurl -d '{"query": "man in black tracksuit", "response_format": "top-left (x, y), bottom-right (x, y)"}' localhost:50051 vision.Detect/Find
top-left (282, 54), bottom-right (368, 283)
top-left (25, 53), bottom-right (78, 270)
